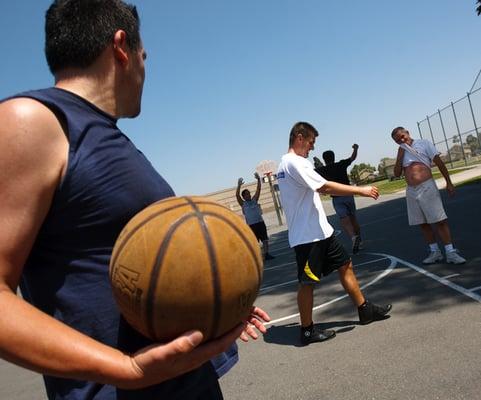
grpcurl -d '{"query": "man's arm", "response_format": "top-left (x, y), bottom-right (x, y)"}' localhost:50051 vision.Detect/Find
top-left (318, 180), bottom-right (379, 200)
top-left (235, 178), bottom-right (244, 206)
top-left (350, 143), bottom-right (359, 162)
top-left (0, 99), bottom-right (262, 389)
top-left (432, 155), bottom-right (455, 196)
top-left (252, 172), bottom-right (261, 202)
top-left (393, 147), bottom-right (405, 177)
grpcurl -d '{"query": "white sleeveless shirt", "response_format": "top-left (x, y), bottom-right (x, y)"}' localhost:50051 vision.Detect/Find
top-left (242, 200), bottom-right (263, 225)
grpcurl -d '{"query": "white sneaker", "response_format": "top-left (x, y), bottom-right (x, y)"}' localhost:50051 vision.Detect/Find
top-left (446, 250), bottom-right (466, 265)
top-left (422, 250), bottom-right (443, 264)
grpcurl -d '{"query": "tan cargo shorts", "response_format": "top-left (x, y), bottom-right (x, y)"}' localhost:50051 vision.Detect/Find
top-left (406, 179), bottom-right (447, 225)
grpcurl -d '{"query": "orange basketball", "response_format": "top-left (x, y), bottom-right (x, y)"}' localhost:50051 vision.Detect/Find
top-left (109, 196), bottom-right (263, 343)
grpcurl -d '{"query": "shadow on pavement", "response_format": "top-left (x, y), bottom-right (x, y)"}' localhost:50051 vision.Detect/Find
top-left (264, 321), bottom-right (358, 347)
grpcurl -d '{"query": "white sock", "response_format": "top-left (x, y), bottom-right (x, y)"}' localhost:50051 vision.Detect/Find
top-left (429, 243), bottom-right (440, 252)
top-left (445, 244), bottom-right (454, 253)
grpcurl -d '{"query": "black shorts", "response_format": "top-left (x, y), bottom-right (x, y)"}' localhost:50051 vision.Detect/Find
top-left (249, 221), bottom-right (268, 242)
top-left (294, 235), bottom-right (350, 284)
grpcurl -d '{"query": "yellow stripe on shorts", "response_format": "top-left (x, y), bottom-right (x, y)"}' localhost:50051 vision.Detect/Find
top-left (304, 261), bottom-right (320, 282)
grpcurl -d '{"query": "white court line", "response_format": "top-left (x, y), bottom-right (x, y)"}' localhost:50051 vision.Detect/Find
top-left (263, 257), bottom-right (394, 325)
top-left (469, 285), bottom-right (481, 292)
top-left (263, 257), bottom-right (388, 273)
top-left (269, 230), bottom-right (340, 252)
top-left (369, 253), bottom-right (481, 303)
top-left (441, 273), bottom-right (460, 280)
top-left (269, 230), bottom-right (342, 258)
top-left (269, 248), bottom-right (295, 258)
top-left (259, 279), bottom-right (297, 294)
top-left (264, 261), bottom-right (296, 272)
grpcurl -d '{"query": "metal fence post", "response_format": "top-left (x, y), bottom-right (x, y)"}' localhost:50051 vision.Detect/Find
top-left (417, 121), bottom-right (423, 139)
top-left (450, 102), bottom-right (467, 166)
top-left (426, 114), bottom-right (437, 150)
top-left (467, 92), bottom-right (481, 149)
top-left (437, 109), bottom-right (453, 168)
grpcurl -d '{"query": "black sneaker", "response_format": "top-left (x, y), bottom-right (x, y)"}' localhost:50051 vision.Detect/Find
top-left (264, 253), bottom-right (275, 260)
top-left (300, 324), bottom-right (336, 345)
top-left (358, 301), bottom-right (392, 325)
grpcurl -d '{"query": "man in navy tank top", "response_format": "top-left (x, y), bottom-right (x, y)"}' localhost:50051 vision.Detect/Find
top-left (0, 1), bottom-right (269, 399)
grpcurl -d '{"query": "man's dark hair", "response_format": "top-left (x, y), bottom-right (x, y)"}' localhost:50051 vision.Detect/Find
top-left (391, 126), bottom-right (405, 138)
top-left (241, 189), bottom-right (250, 199)
top-left (322, 150), bottom-right (335, 164)
top-left (289, 122), bottom-right (319, 146)
top-left (45, 0), bottom-right (141, 74)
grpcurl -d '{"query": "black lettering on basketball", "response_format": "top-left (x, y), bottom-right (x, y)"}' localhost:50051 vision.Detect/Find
top-left (114, 265), bottom-right (142, 314)
top-left (238, 290), bottom-right (252, 315)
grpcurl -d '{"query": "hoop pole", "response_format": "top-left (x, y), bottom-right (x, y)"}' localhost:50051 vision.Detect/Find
top-left (265, 173), bottom-right (283, 226)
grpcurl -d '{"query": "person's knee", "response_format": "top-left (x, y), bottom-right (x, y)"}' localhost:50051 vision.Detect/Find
top-left (435, 218), bottom-right (448, 226)
top-left (338, 261), bottom-right (353, 275)
top-left (298, 283), bottom-right (313, 294)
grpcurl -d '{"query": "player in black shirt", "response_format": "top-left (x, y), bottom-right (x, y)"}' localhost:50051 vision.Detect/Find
top-left (315, 144), bottom-right (363, 254)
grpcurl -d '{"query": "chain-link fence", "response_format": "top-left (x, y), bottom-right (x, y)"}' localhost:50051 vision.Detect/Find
top-left (417, 87), bottom-right (481, 168)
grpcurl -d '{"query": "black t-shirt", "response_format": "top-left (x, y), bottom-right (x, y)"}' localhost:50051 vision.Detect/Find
top-left (315, 158), bottom-right (352, 185)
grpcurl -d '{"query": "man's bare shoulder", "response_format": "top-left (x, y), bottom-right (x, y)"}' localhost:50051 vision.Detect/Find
top-left (1, 97), bottom-right (62, 130)
top-left (0, 97), bottom-right (68, 177)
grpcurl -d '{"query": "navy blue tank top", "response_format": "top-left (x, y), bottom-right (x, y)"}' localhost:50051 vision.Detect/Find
top-left (10, 88), bottom-right (218, 399)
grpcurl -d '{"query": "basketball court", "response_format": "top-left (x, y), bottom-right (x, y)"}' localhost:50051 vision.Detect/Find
top-left (1, 180), bottom-right (480, 399)
top-left (219, 180), bottom-right (481, 400)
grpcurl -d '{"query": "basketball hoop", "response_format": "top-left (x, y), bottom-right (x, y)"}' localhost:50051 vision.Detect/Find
top-left (255, 160), bottom-right (283, 227)
top-left (255, 160), bottom-right (278, 177)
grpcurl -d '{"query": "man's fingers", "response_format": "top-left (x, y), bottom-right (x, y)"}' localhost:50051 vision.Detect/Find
top-left (251, 306), bottom-right (271, 322)
top-left (247, 317), bottom-right (267, 334)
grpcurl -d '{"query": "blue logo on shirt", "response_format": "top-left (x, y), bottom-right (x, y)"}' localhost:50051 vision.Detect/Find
top-left (277, 171), bottom-right (285, 179)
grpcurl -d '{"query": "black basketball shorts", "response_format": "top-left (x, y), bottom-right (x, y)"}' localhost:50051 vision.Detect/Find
top-left (294, 235), bottom-right (351, 284)
top-left (248, 221), bottom-right (268, 242)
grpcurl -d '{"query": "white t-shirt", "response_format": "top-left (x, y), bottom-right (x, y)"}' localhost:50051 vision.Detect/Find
top-left (277, 152), bottom-right (334, 247)
top-left (401, 139), bottom-right (439, 168)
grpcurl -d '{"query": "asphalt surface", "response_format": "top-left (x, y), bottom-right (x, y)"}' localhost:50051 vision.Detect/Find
top-left (220, 172), bottom-right (481, 400)
top-left (1, 166), bottom-right (480, 399)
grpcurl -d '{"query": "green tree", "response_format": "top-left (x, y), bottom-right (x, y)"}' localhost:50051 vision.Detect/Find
top-left (466, 134), bottom-right (480, 154)
top-left (350, 165), bottom-right (361, 184)
top-left (350, 163), bottom-right (376, 183)
top-left (377, 157), bottom-right (392, 177)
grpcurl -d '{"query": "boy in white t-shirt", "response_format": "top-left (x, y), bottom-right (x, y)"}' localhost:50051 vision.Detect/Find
top-left (391, 127), bottom-right (465, 265)
top-left (277, 122), bottom-right (392, 346)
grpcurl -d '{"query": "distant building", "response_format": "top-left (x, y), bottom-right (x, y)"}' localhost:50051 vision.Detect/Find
top-left (448, 144), bottom-right (472, 161)
top-left (378, 157), bottom-right (397, 178)
top-left (359, 170), bottom-right (377, 182)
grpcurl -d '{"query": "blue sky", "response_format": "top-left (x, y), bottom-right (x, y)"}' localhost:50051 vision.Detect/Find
top-left (1, 1), bottom-right (480, 195)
